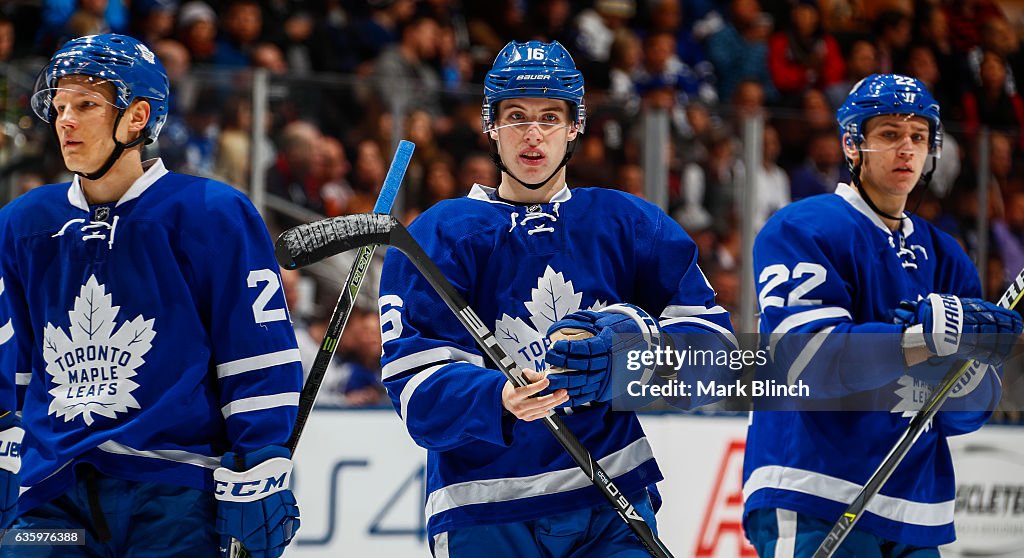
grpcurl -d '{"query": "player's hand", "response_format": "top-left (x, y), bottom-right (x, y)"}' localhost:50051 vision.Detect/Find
top-left (214, 445), bottom-right (300, 558)
top-left (501, 368), bottom-right (568, 421)
top-left (544, 303), bottom-right (664, 407)
top-left (896, 294), bottom-right (1022, 366)
top-left (0, 413), bottom-right (22, 528)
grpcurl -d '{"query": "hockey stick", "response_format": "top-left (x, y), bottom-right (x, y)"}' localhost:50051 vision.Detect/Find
top-left (231, 141), bottom-right (415, 558)
top-left (812, 268), bottom-right (1024, 558)
top-left (276, 214), bottom-right (676, 558)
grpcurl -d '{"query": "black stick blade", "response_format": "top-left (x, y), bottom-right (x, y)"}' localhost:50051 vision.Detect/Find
top-left (276, 213), bottom-right (399, 269)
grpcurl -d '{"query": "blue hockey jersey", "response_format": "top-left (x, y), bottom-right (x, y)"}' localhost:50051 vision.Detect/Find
top-left (0, 159), bottom-right (303, 513)
top-left (379, 184), bottom-right (736, 538)
top-left (743, 184), bottom-right (1000, 546)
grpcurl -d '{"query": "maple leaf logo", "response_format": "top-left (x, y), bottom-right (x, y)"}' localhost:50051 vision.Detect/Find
top-left (494, 266), bottom-right (604, 372)
top-left (43, 275), bottom-right (154, 425)
top-left (891, 375), bottom-right (934, 431)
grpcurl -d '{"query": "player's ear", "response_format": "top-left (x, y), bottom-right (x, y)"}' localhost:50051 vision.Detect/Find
top-left (567, 124), bottom-right (579, 142)
top-left (842, 132), bottom-right (860, 165)
top-left (488, 126), bottom-right (499, 141)
top-left (122, 99), bottom-right (150, 141)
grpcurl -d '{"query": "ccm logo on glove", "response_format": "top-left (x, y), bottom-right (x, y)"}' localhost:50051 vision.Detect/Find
top-left (213, 457), bottom-right (292, 502)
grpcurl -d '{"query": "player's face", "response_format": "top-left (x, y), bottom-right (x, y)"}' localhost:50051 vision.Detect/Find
top-left (856, 115), bottom-right (930, 198)
top-left (491, 98), bottom-right (579, 195)
top-left (51, 76), bottom-right (122, 174)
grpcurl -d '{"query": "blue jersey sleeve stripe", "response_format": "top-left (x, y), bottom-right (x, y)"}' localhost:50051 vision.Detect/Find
top-left (424, 436), bottom-right (655, 521)
top-left (662, 304), bottom-right (728, 317)
top-left (220, 392), bottom-right (299, 418)
top-left (785, 325), bottom-right (836, 384)
top-left (399, 363), bottom-right (446, 420)
top-left (97, 440), bottom-right (219, 469)
top-left (216, 348), bottom-right (301, 379)
top-left (382, 346), bottom-right (484, 380)
top-left (15, 373), bottom-right (29, 386)
top-left (743, 465), bottom-right (954, 527)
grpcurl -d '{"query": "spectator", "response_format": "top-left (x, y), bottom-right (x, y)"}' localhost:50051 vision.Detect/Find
top-left (732, 79), bottom-right (766, 122)
top-left (0, 15), bottom-right (11, 62)
top-left (465, 0), bottom-right (526, 55)
top-left (214, 96), bottom-right (252, 192)
top-left (266, 120), bottom-right (325, 214)
top-left (372, 16), bottom-right (443, 118)
top-left (459, 152), bottom-right (499, 188)
top-left (745, 124), bottom-right (790, 231)
top-left (351, 138), bottom-right (388, 196)
top-left (617, 163), bottom-right (644, 198)
top-left (915, 5), bottom-right (962, 108)
top-left (943, 0), bottom-right (1006, 53)
top-left (873, 9), bottom-right (912, 74)
top-left (825, 40), bottom-right (878, 110)
top-left (776, 88), bottom-right (835, 169)
top-left (705, 0), bottom-right (776, 102)
top-left (573, 0), bottom-right (634, 63)
top-left (646, 0), bottom-right (717, 97)
top-left (176, 1), bottom-right (217, 64)
top-left (212, 0), bottom-right (263, 68)
top-left (152, 38), bottom-right (193, 171)
top-left (38, 0), bottom-right (126, 51)
top-left (961, 51), bottom-right (1024, 150)
top-left (789, 130), bottom-right (848, 200)
top-left (993, 190), bottom-right (1024, 288)
top-left (767, 0), bottom-right (845, 96)
top-left (316, 136), bottom-right (359, 217)
top-left (675, 129), bottom-right (740, 234)
top-left (634, 31), bottom-right (717, 107)
top-left (251, 42), bottom-right (288, 74)
top-left (567, 133), bottom-right (616, 188)
top-left (65, 0), bottom-right (111, 38)
top-left (335, 306), bottom-right (387, 407)
top-left (419, 155), bottom-right (460, 209)
top-left (966, 18), bottom-right (1022, 98)
top-left (607, 29), bottom-right (642, 115)
top-left (132, 0), bottom-right (178, 46)
top-left (343, 0), bottom-right (416, 72)
top-left (527, 0), bottom-right (575, 45)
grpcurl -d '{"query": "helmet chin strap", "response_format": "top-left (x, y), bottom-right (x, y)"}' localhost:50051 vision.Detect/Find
top-left (67, 109), bottom-right (146, 181)
top-left (489, 137), bottom-right (578, 191)
top-left (848, 146), bottom-right (936, 223)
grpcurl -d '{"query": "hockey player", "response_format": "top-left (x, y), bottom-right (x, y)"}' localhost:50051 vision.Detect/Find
top-left (378, 40), bottom-right (737, 557)
top-left (743, 74), bottom-right (1023, 556)
top-left (0, 34), bottom-right (301, 557)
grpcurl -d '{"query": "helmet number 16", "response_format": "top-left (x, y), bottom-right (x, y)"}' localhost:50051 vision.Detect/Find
top-left (527, 48), bottom-right (546, 61)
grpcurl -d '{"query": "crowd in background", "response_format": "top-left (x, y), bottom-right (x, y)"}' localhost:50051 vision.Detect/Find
top-left (1, 0), bottom-right (1023, 419)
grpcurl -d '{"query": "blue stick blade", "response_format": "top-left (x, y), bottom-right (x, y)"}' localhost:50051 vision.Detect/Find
top-left (373, 140), bottom-right (415, 214)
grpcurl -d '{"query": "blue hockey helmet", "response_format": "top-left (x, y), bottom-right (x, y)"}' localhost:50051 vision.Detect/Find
top-left (32, 34), bottom-right (170, 144)
top-left (482, 40), bottom-right (586, 133)
top-left (836, 73), bottom-right (942, 155)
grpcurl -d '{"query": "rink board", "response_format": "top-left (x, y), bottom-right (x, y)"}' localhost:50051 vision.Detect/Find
top-left (284, 409), bottom-right (1024, 557)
